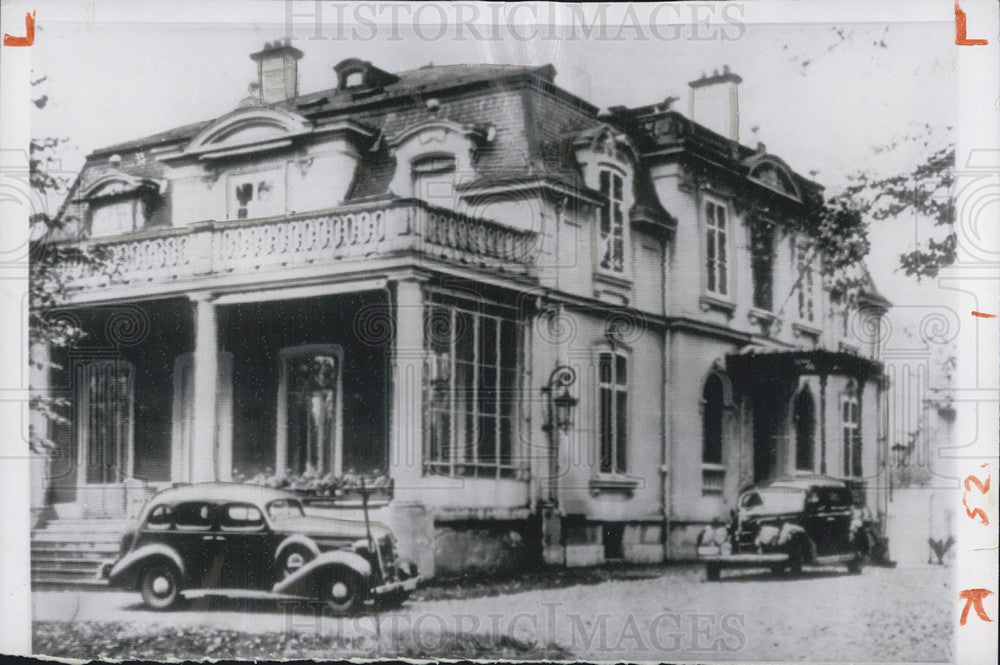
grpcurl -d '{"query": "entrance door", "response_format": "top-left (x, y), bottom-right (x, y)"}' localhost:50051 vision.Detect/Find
top-left (77, 359), bottom-right (135, 485)
top-left (752, 387), bottom-right (782, 483)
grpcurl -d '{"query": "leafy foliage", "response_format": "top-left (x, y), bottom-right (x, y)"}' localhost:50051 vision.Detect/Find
top-left (28, 75), bottom-right (109, 454)
top-left (233, 465), bottom-right (392, 498)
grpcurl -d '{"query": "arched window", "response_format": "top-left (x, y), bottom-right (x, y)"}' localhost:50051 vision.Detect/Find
top-left (702, 373), bottom-right (726, 494)
top-left (793, 386), bottom-right (816, 471)
top-left (702, 374), bottom-right (725, 464)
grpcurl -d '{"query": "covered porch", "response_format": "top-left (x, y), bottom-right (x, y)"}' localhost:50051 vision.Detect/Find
top-left (44, 288), bottom-right (393, 519)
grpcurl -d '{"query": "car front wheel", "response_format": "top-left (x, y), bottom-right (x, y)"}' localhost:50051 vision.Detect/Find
top-left (139, 562), bottom-right (182, 610)
top-left (323, 569), bottom-right (366, 615)
top-left (276, 545), bottom-right (315, 582)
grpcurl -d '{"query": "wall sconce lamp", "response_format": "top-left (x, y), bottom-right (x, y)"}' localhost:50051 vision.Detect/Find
top-left (542, 365), bottom-right (578, 433)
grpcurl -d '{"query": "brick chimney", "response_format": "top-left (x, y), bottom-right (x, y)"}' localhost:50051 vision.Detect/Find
top-left (687, 66), bottom-right (742, 143)
top-left (250, 39), bottom-right (304, 105)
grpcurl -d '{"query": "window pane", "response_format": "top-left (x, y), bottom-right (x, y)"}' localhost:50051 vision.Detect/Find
top-left (705, 202), bottom-right (715, 225)
top-left (478, 414), bottom-right (497, 466)
top-left (479, 316), bottom-right (497, 367)
top-left (454, 311), bottom-right (474, 362)
top-left (431, 408), bottom-right (451, 462)
top-left (613, 175), bottom-right (623, 201)
top-left (174, 502), bottom-right (213, 529)
top-left (499, 416), bottom-right (513, 466)
top-left (615, 391), bottom-right (628, 473)
top-left (600, 170), bottom-right (610, 197)
top-left (615, 354), bottom-right (627, 386)
top-left (499, 319), bottom-right (517, 373)
top-left (600, 387), bottom-right (613, 473)
top-left (478, 365), bottom-right (497, 415)
top-left (599, 353), bottom-right (612, 385)
top-left (716, 205), bottom-right (726, 229)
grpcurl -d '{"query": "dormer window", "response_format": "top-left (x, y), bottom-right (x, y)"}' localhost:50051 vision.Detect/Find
top-left (599, 169), bottom-right (625, 273)
top-left (81, 173), bottom-right (166, 238)
top-left (411, 154), bottom-right (457, 207)
top-left (345, 71), bottom-right (364, 88)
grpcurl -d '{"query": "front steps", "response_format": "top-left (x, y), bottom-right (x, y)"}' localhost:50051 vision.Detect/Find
top-left (31, 518), bottom-right (129, 587)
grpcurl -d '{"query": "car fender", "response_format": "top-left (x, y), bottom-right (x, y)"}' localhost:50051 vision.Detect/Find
top-left (108, 543), bottom-right (185, 589)
top-left (273, 534), bottom-right (321, 563)
top-left (271, 549), bottom-right (371, 597)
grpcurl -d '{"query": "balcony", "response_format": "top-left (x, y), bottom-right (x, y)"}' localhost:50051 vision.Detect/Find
top-left (61, 199), bottom-right (539, 293)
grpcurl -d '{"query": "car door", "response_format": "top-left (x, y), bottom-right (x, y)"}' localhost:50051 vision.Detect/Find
top-left (171, 501), bottom-right (222, 588)
top-left (216, 502), bottom-right (271, 590)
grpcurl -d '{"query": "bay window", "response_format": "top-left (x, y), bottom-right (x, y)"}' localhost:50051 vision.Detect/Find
top-left (426, 301), bottom-right (519, 478)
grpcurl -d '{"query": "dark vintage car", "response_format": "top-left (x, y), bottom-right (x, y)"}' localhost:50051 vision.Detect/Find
top-left (699, 475), bottom-right (869, 581)
top-left (106, 483), bottom-right (419, 612)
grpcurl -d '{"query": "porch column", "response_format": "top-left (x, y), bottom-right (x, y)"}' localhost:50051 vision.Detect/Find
top-left (390, 279), bottom-right (425, 489)
top-left (191, 293), bottom-right (219, 483)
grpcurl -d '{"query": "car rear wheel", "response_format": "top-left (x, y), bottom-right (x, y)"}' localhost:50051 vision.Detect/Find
top-left (139, 562), bottom-right (182, 610)
top-left (323, 569), bottom-right (366, 615)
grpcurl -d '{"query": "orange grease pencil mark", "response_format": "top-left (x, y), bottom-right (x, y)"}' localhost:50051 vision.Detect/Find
top-left (971, 311), bottom-right (996, 318)
top-left (955, 2), bottom-right (988, 46)
top-left (959, 588), bottom-right (994, 625)
top-left (2, 10), bottom-right (35, 47)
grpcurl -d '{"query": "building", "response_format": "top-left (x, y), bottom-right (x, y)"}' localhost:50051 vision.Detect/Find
top-left (33, 43), bottom-right (891, 578)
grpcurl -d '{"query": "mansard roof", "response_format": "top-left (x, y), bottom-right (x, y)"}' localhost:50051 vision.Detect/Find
top-left (89, 63), bottom-right (561, 158)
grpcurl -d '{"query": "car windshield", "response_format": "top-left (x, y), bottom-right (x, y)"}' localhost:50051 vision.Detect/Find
top-left (741, 487), bottom-right (806, 515)
top-left (266, 498), bottom-right (305, 520)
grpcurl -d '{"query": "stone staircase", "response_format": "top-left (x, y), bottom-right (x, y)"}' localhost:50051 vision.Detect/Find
top-left (31, 518), bottom-right (129, 587)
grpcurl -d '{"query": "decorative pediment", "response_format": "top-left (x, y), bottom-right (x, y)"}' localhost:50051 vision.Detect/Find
top-left (386, 119), bottom-right (490, 150)
top-left (744, 154), bottom-right (801, 200)
top-left (180, 108), bottom-right (313, 160)
top-left (572, 124), bottom-right (639, 166)
top-left (78, 173), bottom-right (166, 201)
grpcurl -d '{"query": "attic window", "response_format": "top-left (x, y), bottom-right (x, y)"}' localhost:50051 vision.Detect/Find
top-left (411, 154), bottom-right (456, 175)
top-left (345, 72), bottom-right (364, 88)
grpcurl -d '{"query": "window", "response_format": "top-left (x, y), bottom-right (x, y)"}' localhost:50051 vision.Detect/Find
top-left (174, 502), bottom-right (214, 531)
top-left (599, 169), bottom-right (625, 273)
top-left (842, 393), bottom-right (861, 477)
top-left (702, 374), bottom-right (726, 493)
top-left (266, 498), bottom-right (305, 521)
top-left (794, 387), bottom-right (816, 471)
top-left (145, 505), bottom-right (173, 530)
top-left (598, 350), bottom-right (628, 474)
top-left (90, 199), bottom-right (139, 236)
top-left (750, 221), bottom-right (774, 310)
top-left (426, 302), bottom-right (519, 478)
top-left (220, 503), bottom-right (265, 530)
top-left (794, 240), bottom-right (815, 322)
top-left (279, 346), bottom-right (343, 476)
top-left (704, 199), bottom-right (729, 296)
top-left (228, 170), bottom-right (283, 220)
top-left (411, 154), bottom-right (457, 207)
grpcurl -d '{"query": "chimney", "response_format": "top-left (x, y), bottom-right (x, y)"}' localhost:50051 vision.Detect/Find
top-left (687, 65), bottom-right (742, 143)
top-left (250, 39), bottom-right (304, 105)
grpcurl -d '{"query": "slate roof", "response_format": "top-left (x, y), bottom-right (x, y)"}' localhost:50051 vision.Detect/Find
top-left (90, 64), bottom-right (556, 158)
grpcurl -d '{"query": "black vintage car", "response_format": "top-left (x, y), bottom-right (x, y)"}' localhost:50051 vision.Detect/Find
top-left (106, 483), bottom-right (418, 612)
top-left (699, 475), bottom-right (868, 581)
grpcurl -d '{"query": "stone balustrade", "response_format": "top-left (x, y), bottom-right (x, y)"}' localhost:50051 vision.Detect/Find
top-left (62, 199), bottom-right (538, 290)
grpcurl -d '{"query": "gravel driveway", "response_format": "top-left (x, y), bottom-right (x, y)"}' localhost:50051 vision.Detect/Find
top-left (33, 564), bottom-right (954, 661)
